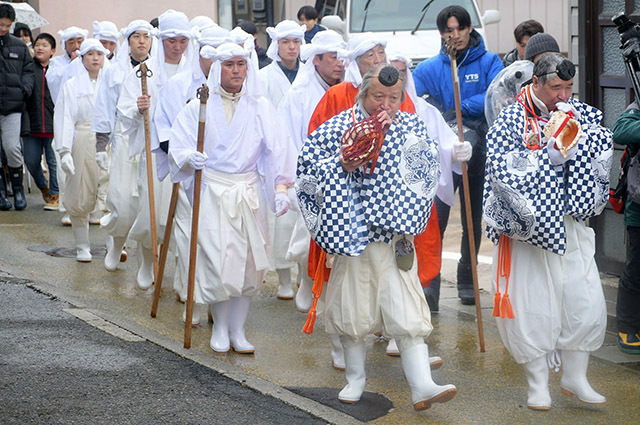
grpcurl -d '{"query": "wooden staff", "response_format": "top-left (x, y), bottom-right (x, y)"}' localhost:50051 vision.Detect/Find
top-left (184, 83), bottom-right (209, 348)
top-left (136, 62), bottom-right (160, 293)
top-left (151, 182), bottom-right (180, 318)
top-left (444, 37), bottom-right (485, 352)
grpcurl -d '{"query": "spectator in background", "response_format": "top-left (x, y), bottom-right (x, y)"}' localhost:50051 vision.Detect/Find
top-left (24, 33), bottom-right (59, 211)
top-left (612, 103), bottom-right (640, 355)
top-left (524, 32), bottom-right (560, 62)
top-left (412, 5), bottom-right (502, 309)
top-left (237, 19), bottom-right (271, 69)
top-left (502, 20), bottom-right (544, 67)
top-left (297, 5), bottom-right (325, 44)
top-left (0, 3), bottom-right (34, 211)
top-left (13, 22), bottom-right (34, 57)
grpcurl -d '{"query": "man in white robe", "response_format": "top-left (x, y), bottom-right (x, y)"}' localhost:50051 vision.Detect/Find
top-left (257, 20), bottom-right (305, 301)
top-left (95, 20), bottom-right (154, 272)
top-left (153, 26), bottom-right (230, 324)
top-left (297, 64), bottom-right (456, 410)
top-left (483, 53), bottom-right (611, 410)
top-left (47, 26), bottom-right (88, 226)
top-left (168, 42), bottom-right (297, 355)
top-left (278, 29), bottom-right (346, 313)
top-left (117, 10), bottom-right (195, 290)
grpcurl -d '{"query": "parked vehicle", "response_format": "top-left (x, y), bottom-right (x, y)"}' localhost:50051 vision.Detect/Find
top-left (316, 0), bottom-right (500, 68)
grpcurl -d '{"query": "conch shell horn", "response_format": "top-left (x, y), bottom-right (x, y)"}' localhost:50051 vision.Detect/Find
top-left (543, 110), bottom-right (583, 157)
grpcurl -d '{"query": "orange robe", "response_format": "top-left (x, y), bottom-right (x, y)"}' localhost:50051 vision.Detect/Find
top-left (306, 81), bottom-right (441, 286)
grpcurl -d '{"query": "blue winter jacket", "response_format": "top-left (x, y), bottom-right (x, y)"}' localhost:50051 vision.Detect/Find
top-left (413, 30), bottom-right (503, 120)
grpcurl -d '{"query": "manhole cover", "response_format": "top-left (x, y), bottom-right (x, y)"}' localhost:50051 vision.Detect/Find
top-left (285, 386), bottom-right (393, 422)
top-left (28, 245), bottom-right (136, 259)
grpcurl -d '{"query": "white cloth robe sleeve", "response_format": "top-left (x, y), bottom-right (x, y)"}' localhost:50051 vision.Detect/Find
top-left (117, 62), bottom-right (161, 159)
top-left (168, 94), bottom-right (297, 210)
top-left (278, 72), bottom-right (326, 151)
top-left (54, 78), bottom-right (80, 152)
top-left (92, 65), bottom-right (119, 139)
top-left (414, 97), bottom-right (460, 207)
top-left (153, 69), bottom-right (206, 181)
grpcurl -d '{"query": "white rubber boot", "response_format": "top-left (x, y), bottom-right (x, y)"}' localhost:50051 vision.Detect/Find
top-left (104, 236), bottom-right (127, 271)
top-left (560, 350), bottom-right (606, 405)
top-left (386, 338), bottom-right (400, 357)
top-left (330, 333), bottom-right (345, 370)
top-left (295, 272), bottom-right (314, 313)
top-left (136, 245), bottom-right (154, 290)
top-left (399, 341), bottom-right (457, 411)
top-left (182, 303), bottom-right (201, 327)
top-left (276, 268), bottom-right (294, 300)
top-left (61, 212), bottom-right (71, 226)
top-left (387, 337), bottom-right (442, 369)
top-left (338, 336), bottom-right (366, 403)
top-left (229, 296), bottom-right (255, 354)
top-left (209, 300), bottom-right (230, 353)
top-left (523, 355), bottom-right (551, 410)
top-left (70, 217), bottom-right (91, 262)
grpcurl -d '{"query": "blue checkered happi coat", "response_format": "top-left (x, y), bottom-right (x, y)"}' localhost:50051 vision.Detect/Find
top-left (483, 98), bottom-right (613, 255)
top-left (296, 106), bottom-right (440, 256)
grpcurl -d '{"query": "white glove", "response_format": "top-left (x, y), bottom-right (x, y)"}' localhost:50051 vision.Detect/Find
top-left (547, 137), bottom-right (579, 165)
top-left (452, 140), bottom-right (473, 162)
top-left (555, 102), bottom-right (581, 120)
top-left (274, 191), bottom-right (290, 217)
top-left (59, 150), bottom-right (75, 175)
top-left (96, 151), bottom-right (109, 171)
top-left (188, 151), bottom-right (208, 170)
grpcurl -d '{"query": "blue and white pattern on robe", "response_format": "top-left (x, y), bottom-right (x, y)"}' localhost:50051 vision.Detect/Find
top-left (296, 106), bottom-right (440, 256)
top-left (483, 97), bottom-right (613, 255)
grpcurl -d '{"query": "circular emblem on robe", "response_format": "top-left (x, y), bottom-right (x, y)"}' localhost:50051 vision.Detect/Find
top-left (399, 132), bottom-right (439, 199)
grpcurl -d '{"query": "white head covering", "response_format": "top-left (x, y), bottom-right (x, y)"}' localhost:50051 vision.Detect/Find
top-left (154, 10), bottom-right (197, 84)
top-left (341, 32), bottom-right (387, 87)
top-left (190, 16), bottom-right (217, 32)
top-left (229, 26), bottom-right (254, 49)
top-left (265, 20), bottom-right (305, 62)
top-left (386, 50), bottom-right (416, 102)
top-left (58, 26), bottom-right (89, 45)
top-left (78, 38), bottom-right (110, 57)
top-left (68, 39), bottom-right (108, 96)
top-left (108, 20), bottom-right (155, 87)
top-left (92, 21), bottom-right (119, 43)
top-left (189, 27), bottom-right (231, 78)
top-left (295, 30), bottom-right (346, 87)
top-left (206, 42), bottom-right (261, 98)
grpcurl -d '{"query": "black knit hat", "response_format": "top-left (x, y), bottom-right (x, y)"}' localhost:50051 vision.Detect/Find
top-left (524, 33), bottom-right (560, 61)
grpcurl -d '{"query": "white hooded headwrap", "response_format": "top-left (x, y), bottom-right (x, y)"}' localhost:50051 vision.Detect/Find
top-left (154, 9), bottom-right (197, 84)
top-left (295, 30), bottom-right (346, 88)
top-left (206, 42), bottom-right (261, 98)
top-left (110, 20), bottom-right (155, 86)
top-left (189, 27), bottom-right (231, 79)
top-left (58, 26), bottom-right (89, 45)
top-left (93, 21), bottom-right (119, 43)
top-left (341, 33), bottom-right (387, 87)
top-left (386, 50), bottom-right (416, 103)
top-left (190, 16), bottom-right (218, 32)
top-left (265, 20), bottom-right (305, 62)
top-left (69, 38), bottom-right (108, 97)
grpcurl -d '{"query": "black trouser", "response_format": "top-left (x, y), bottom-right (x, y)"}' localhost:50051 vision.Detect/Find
top-left (617, 225), bottom-right (640, 334)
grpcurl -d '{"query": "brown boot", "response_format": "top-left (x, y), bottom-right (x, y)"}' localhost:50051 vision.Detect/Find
top-left (40, 187), bottom-right (51, 203)
top-left (44, 193), bottom-right (59, 211)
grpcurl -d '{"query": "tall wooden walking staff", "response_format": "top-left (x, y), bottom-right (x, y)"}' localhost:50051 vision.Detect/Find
top-left (137, 63), bottom-right (160, 293)
top-left (445, 37), bottom-right (485, 352)
top-left (184, 83), bottom-right (209, 349)
top-left (151, 182), bottom-right (180, 318)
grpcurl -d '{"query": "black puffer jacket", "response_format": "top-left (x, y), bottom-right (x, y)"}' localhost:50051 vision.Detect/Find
top-left (0, 33), bottom-right (34, 115)
top-left (26, 60), bottom-right (54, 133)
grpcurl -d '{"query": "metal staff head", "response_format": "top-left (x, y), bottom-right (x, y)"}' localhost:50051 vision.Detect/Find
top-left (197, 83), bottom-right (209, 104)
top-left (136, 62), bottom-right (153, 79)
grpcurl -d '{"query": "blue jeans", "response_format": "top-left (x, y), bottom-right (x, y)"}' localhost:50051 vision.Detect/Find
top-left (23, 135), bottom-right (58, 194)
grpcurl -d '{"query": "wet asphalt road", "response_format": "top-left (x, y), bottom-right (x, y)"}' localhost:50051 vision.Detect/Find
top-left (0, 276), bottom-right (326, 425)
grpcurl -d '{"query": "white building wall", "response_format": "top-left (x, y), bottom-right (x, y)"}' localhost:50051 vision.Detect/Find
top-left (476, 0), bottom-right (570, 55)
